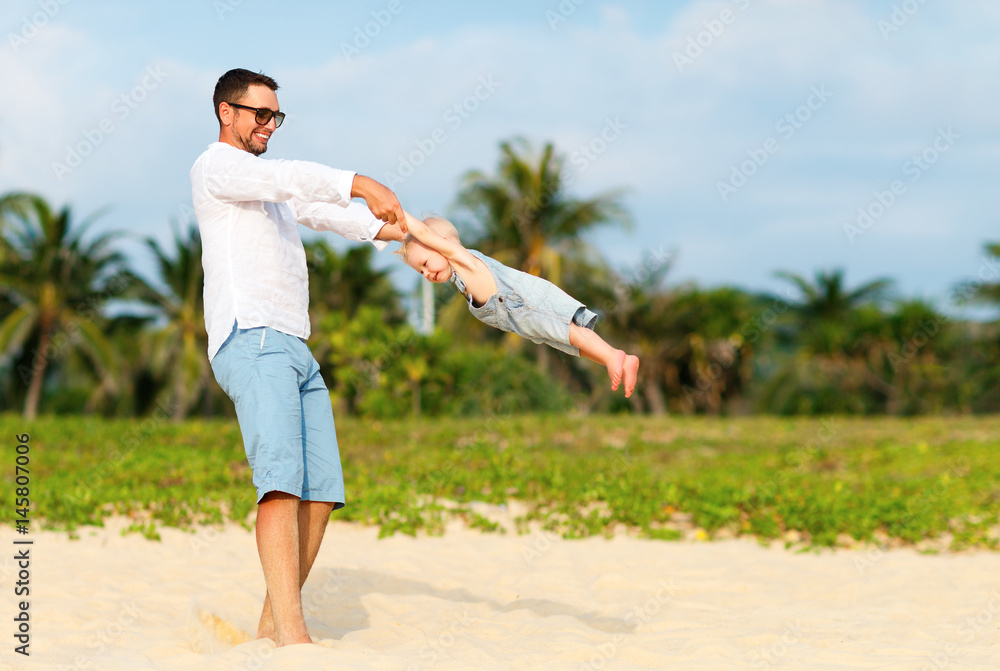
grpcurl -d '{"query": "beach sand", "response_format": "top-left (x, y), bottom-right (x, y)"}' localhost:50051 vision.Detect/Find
top-left (3, 513), bottom-right (1000, 671)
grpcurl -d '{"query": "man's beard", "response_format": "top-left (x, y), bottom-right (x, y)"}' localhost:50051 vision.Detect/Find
top-left (237, 128), bottom-right (267, 156)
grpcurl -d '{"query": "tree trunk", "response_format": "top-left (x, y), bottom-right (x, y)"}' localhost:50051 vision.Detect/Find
top-left (644, 377), bottom-right (667, 415)
top-left (536, 342), bottom-right (550, 377)
top-left (628, 389), bottom-right (646, 414)
top-left (23, 326), bottom-right (51, 420)
top-left (410, 379), bottom-right (421, 417)
top-left (202, 366), bottom-right (215, 418)
top-left (172, 372), bottom-right (187, 422)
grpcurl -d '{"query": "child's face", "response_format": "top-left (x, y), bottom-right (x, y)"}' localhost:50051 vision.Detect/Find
top-left (405, 241), bottom-right (452, 283)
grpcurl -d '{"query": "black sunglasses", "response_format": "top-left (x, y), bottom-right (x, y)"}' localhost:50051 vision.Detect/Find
top-left (227, 102), bottom-right (285, 128)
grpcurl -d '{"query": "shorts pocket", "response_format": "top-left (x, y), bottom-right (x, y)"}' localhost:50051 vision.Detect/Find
top-left (502, 293), bottom-right (524, 311)
top-left (211, 332), bottom-right (259, 404)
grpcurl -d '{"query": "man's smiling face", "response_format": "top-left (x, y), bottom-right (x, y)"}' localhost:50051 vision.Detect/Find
top-left (227, 84), bottom-right (280, 156)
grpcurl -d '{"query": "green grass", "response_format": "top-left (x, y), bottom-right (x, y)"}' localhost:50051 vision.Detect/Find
top-left (2, 413), bottom-right (1000, 550)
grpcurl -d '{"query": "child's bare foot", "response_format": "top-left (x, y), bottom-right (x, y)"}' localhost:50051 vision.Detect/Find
top-left (609, 350), bottom-right (626, 391)
top-left (623, 355), bottom-right (639, 398)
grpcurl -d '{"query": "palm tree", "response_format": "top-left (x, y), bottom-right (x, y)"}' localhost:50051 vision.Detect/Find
top-left (876, 299), bottom-right (955, 414)
top-left (602, 269), bottom-right (757, 416)
top-left (760, 269), bottom-right (895, 414)
top-left (773, 268), bottom-right (892, 355)
top-left (303, 239), bottom-right (405, 386)
top-left (592, 254), bottom-right (673, 413)
top-left (138, 223), bottom-right (211, 420)
top-left (0, 198), bottom-right (21, 409)
top-left (304, 240), bottom-right (404, 325)
top-left (954, 242), bottom-right (1000, 310)
top-left (0, 192), bottom-right (132, 418)
top-left (456, 137), bottom-right (631, 284)
top-left (951, 242), bottom-right (1000, 412)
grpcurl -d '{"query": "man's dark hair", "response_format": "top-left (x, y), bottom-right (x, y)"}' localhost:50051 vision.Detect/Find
top-left (213, 69), bottom-right (279, 125)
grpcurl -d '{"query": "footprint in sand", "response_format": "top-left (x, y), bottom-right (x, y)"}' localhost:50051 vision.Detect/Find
top-left (198, 609), bottom-right (252, 646)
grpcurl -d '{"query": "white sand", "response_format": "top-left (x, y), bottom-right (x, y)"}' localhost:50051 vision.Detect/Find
top-left (3, 514), bottom-right (1000, 671)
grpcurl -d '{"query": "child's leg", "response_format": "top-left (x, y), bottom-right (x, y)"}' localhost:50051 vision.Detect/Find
top-left (569, 325), bottom-right (640, 398)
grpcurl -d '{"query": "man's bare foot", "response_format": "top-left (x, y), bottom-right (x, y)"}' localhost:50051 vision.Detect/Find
top-left (258, 617), bottom-right (312, 646)
top-left (623, 355), bottom-right (639, 398)
top-left (256, 604), bottom-right (275, 641)
top-left (608, 350), bottom-right (626, 391)
top-left (276, 633), bottom-right (314, 647)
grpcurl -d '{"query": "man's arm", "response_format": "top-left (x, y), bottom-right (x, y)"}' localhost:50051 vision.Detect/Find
top-left (290, 200), bottom-right (391, 250)
top-left (199, 147), bottom-right (356, 207)
top-left (197, 147), bottom-right (403, 227)
top-left (351, 174), bottom-right (405, 226)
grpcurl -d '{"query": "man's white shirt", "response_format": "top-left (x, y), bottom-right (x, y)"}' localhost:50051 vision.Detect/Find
top-left (190, 142), bottom-right (387, 360)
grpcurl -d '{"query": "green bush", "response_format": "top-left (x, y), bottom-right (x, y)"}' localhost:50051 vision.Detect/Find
top-left (442, 346), bottom-right (573, 416)
top-left (320, 307), bottom-right (573, 418)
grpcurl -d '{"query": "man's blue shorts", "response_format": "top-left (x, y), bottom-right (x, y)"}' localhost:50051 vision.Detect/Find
top-left (210, 321), bottom-right (345, 507)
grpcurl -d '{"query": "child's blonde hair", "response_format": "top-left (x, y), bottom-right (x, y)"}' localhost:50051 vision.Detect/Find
top-left (395, 215), bottom-right (462, 262)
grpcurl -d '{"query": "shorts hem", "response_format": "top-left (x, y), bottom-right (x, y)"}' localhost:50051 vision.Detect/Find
top-left (302, 490), bottom-right (346, 509)
top-left (573, 306), bottom-right (598, 330)
top-left (255, 480), bottom-right (304, 503)
top-left (545, 340), bottom-right (581, 357)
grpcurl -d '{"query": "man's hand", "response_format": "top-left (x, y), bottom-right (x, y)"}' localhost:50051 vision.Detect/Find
top-left (352, 174), bottom-right (405, 226)
top-left (373, 211), bottom-right (417, 242)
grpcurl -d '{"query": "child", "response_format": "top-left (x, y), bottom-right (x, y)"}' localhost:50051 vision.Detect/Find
top-left (397, 212), bottom-right (640, 397)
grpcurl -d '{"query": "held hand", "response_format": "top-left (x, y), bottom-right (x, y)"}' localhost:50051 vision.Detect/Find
top-left (402, 211), bottom-right (429, 236)
top-left (403, 214), bottom-right (440, 248)
top-left (352, 175), bottom-right (405, 226)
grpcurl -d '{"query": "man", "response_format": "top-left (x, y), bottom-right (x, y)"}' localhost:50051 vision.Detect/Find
top-left (190, 68), bottom-right (405, 647)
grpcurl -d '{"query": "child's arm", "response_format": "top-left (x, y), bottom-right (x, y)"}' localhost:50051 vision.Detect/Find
top-left (373, 219), bottom-right (406, 242)
top-left (402, 212), bottom-right (481, 276)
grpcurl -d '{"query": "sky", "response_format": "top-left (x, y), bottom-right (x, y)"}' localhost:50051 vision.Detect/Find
top-left (1, 0), bottom-right (998, 319)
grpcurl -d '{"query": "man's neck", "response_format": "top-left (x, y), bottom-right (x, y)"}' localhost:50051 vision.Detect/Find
top-left (218, 131), bottom-right (241, 150)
